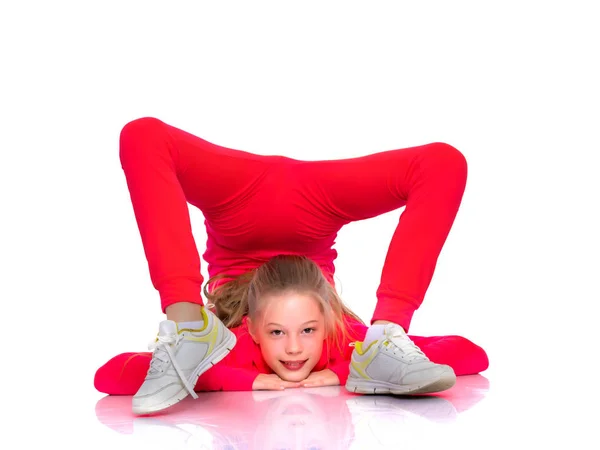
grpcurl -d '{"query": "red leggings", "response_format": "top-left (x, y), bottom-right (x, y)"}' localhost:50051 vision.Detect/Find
top-left (119, 118), bottom-right (467, 330)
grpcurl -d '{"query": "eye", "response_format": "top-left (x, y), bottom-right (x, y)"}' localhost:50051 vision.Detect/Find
top-left (270, 329), bottom-right (283, 336)
top-left (303, 328), bottom-right (316, 334)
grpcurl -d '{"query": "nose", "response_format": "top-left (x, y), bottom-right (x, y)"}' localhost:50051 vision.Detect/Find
top-left (285, 335), bottom-right (302, 355)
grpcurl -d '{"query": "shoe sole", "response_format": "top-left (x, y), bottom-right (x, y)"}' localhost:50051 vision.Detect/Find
top-left (345, 369), bottom-right (456, 395)
top-left (132, 328), bottom-right (237, 415)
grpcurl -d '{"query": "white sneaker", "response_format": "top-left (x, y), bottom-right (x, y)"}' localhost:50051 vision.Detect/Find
top-left (132, 306), bottom-right (236, 415)
top-left (345, 323), bottom-right (456, 395)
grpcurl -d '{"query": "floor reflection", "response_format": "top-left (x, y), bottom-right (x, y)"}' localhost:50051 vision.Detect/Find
top-left (95, 374), bottom-right (489, 449)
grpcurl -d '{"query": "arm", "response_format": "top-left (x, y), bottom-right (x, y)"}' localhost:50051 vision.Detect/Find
top-left (301, 339), bottom-right (356, 387)
top-left (196, 361), bottom-right (260, 391)
top-left (93, 351), bottom-right (262, 394)
top-left (408, 334), bottom-right (490, 375)
top-left (321, 318), bottom-right (368, 386)
top-left (327, 350), bottom-right (353, 386)
top-left (94, 352), bottom-right (153, 395)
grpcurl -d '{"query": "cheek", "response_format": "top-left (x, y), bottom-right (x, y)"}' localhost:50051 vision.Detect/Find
top-left (308, 334), bottom-right (325, 357)
top-left (260, 340), bottom-right (282, 361)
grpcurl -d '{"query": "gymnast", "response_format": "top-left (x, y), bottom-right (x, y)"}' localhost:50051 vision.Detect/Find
top-left (94, 117), bottom-right (488, 415)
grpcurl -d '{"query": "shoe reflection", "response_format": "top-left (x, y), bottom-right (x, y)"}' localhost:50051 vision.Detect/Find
top-left (95, 375), bottom-right (489, 449)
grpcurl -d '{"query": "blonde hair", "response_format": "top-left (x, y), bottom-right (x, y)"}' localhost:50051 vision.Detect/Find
top-left (203, 254), bottom-right (364, 354)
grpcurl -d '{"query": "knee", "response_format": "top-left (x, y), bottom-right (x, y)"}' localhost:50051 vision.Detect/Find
top-left (119, 117), bottom-right (163, 162)
top-left (119, 116), bottom-right (163, 143)
top-left (430, 142), bottom-right (467, 167)
top-left (426, 142), bottom-right (468, 179)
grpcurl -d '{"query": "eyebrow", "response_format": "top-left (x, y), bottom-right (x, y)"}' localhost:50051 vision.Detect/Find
top-left (266, 320), bottom-right (319, 327)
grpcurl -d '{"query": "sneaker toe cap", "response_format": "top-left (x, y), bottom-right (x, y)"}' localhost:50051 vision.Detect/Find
top-left (132, 381), bottom-right (184, 408)
top-left (401, 364), bottom-right (455, 385)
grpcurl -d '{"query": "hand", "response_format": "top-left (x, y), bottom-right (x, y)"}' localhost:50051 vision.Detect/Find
top-left (252, 373), bottom-right (302, 391)
top-left (300, 369), bottom-right (340, 388)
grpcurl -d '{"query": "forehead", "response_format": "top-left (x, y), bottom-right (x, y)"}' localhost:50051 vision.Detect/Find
top-left (260, 292), bottom-right (323, 326)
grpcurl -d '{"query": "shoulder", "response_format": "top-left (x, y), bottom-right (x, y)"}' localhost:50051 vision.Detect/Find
top-left (329, 315), bottom-right (367, 344)
top-left (343, 315), bottom-right (368, 340)
top-left (230, 317), bottom-right (253, 340)
top-left (217, 317), bottom-right (259, 366)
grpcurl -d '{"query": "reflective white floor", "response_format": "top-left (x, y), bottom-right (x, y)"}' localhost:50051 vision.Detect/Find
top-left (93, 375), bottom-right (490, 449)
top-left (6, 331), bottom-right (595, 450)
top-left (73, 365), bottom-right (591, 450)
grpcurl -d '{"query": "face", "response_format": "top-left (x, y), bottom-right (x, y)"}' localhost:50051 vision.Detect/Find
top-left (248, 292), bottom-right (326, 382)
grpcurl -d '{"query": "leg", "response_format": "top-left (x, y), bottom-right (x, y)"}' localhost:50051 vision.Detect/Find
top-left (119, 116), bottom-right (280, 318)
top-left (298, 142), bottom-right (467, 331)
top-left (119, 117), bottom-right (277, 413)
top-left (299, 142), bottom-right (467, 395)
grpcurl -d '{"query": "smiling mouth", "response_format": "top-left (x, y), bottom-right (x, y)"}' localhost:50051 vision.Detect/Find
top-left (280, 360), bottom-right (308, 370)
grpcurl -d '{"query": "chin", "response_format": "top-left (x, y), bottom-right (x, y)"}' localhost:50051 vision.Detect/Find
top-left (279, 370), bottom-right (310, 382)
top-left (277, 362), bottom-right (315, 382)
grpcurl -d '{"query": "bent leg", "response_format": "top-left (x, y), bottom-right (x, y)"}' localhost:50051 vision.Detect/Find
top-left (300, 142), bottom-right (467, 330)
top-left (119, 117), bottom-right (279, 313)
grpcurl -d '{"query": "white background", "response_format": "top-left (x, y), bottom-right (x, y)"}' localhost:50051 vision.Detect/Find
top-left (2, 1), bottom-right (599, 448)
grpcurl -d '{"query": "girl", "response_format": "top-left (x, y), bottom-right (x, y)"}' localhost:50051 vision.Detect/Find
top-left (98, 117), bottom-right (488, 415)
top-left (95, 255), bottom-right (487, 402)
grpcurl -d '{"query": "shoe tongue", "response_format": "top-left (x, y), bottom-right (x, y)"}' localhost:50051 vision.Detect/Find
top-left (158, 320), bottom-right (177, 336)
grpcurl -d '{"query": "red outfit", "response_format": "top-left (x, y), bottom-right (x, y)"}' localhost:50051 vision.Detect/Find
top-left (95, 316), bottom-right (489, 394)
top-left (119, 117), bottom-right (468, 330)
top-left (100, 117), bottom-right (489, 395)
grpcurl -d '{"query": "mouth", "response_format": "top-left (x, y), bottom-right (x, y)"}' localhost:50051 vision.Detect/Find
top-left (280, 359), bottom-right (308, 371)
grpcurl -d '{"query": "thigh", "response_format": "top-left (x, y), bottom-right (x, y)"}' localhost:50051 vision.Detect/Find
top-left (157, 120), bottom-right (283, 214)
top-left (294, 145), bottom-right (434, 222)
top-left (120, 117), bottom-right (282, 214)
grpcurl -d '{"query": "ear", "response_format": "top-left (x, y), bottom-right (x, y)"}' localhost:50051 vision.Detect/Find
top-left (246, 317), bottom-right (260, 344)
